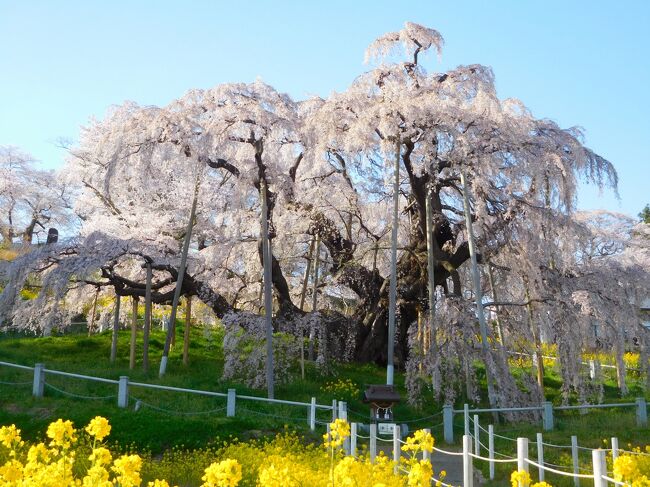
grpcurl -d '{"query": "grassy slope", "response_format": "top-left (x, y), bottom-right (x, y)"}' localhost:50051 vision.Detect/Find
top-left (1, 325), bottom-right (649, 486)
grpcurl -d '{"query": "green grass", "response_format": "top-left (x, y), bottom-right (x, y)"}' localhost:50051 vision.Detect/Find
top-left (1, 324), bottom-right (649, 486)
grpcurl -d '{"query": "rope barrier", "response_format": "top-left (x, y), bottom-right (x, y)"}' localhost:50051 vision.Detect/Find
top-left (131, 396), bottom-right (226, 416)
top-left (0, 379), bottom-right (32, 386)
top-left (432, 446), bottom-right (464, 456)
top-left (524, 458), bottom-right (594, 479)
top-left (44, 383), bottom-right (115, 400)
top-left (601, 475), bottom-right (630, 486)
top-left (468, 452), bottom-right (518, 463)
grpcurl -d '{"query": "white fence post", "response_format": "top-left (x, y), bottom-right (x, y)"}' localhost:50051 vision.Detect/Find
top-left (32, 363), bottom-right (45, 398)
top-left (571, 435), bottom-right (580, 487)
top-left (543, 401), bottom-right (554, 431)
top-left (463, 434), bottom-right (474, 487)
top-left (473, 414), bottom-right (480, 455)
top-left (226, 389), bottom-right (236, 417)
top-left (332, 399), bottom-right (337, 421)
top-left (423, 428), bottom-right (432, 463)
top-left (517, 437), bottom-right (529, 480)
top-left (636, 397), bottom-right (647, 426)
top-left (611, 437), bottom-right (619, 461)
top-left (443, 405), bottom-right (454, 444)
top-left (350, 422), bottom-right (357, 457)
top-left (592, 449), bottom-right (607, 487)
top-left (309, 397), bottom-right (316, 431)
top-left (464, 403), bottom-right (470, 436)
top-left (339, 401), bottom-right (349, 453)
top-left (370, 423), bottom-right (377, 463)
top-left (118, 376), bottom-right (129, 408)
top-left (488, 424), bottom-right (495, 480)
top-left (536, 432), bottom-right (545, 481)
top-left (339, 401), bottom-right (347, 421)
top-left (393, 424), bottom-right (401, 473)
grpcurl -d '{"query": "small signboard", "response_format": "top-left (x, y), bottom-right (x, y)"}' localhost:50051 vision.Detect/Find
top-left (378, 423), bottom-right (396, 435)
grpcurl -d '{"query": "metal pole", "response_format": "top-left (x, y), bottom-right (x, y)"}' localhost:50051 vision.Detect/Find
top-left (460, 168), bottom-right (496, 408)
top-left (261, 179), bottom-right (274, 399)
top-left (387, 136), bottom-right (400, 385)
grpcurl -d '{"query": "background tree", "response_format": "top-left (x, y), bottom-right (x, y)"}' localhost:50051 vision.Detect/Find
top-left (0, 146), bottom-right (73, 247)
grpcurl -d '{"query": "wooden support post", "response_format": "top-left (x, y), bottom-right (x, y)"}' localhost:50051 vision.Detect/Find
top-left (88, 287), bottom-right (99, 336)
top-left (183, 296), bottom-right (192, 365)
top-left (308, 236), bottom-right (321, 361)
top-left (110, 295), bottom-right (121, 363)
top-left (386, 136), bottom-right (400, 386)
top-left (460, 169), bottom-right (496, 408)
top-left (129, 296), bottom-right (138, 370)
top-left (160, 175), bottom-right (200, 377)
top-left (143, 262), bottom-right (152, 371)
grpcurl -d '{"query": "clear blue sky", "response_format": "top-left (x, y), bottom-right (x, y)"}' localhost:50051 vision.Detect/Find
top-left (1, 0), bottom-right (648, 217)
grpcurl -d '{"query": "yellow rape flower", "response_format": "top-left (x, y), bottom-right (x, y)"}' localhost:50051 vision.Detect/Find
top-left (511, 469), bottom-right (532, 487)
top-left (89, 446), bottom-right (112, 466)
top-left (402, 429), bottom-right (434, 454)
top-left (81, 464), bottom-right (112, 487)
top-left (0, 424), bottom-right (23, 449)
top-left (112, 454), bottom-right (142, 487)
top-left (85, 416), bottom-right (111, 441)
top-left (202, 458), bottom-right (242, 487)
top-left (46, 419), bottom-right (76, 449)
top-left (323, 418), bottom-right (351, 449)
top-left (0, 459), bottom-right (24, 483)
top-left (26, 442), bottom-right (51, 466)
top-left (407, 459), bottom-right (433, 487)
top-left (149, 480), bottom-right (174, 487)
top-left (614, 455), bottom-right (640, 482)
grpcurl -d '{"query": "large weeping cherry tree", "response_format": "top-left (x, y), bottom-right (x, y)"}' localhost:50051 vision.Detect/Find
top-left (1, 23), bottom-right (647, 406)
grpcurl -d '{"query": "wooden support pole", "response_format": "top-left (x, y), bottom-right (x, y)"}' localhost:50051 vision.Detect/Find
top-left (143, 262), bottom-right (152, 371)
top-left (386, 136), bottom-right (400, 386)
top-left (129, 296), bottom-right (138, 370)
top-left (460, 168), bottom-right (496, 408)
top-left (260, 179), bottom-right (275, 399)
top-left (183, 296), bottom-right (192, 366)
top-left (160, 175), bottom-right (200, 377)
top-left (110, 294), bottom-right (121, 363)
top-left (88, 287), bottom-right (99, 336)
